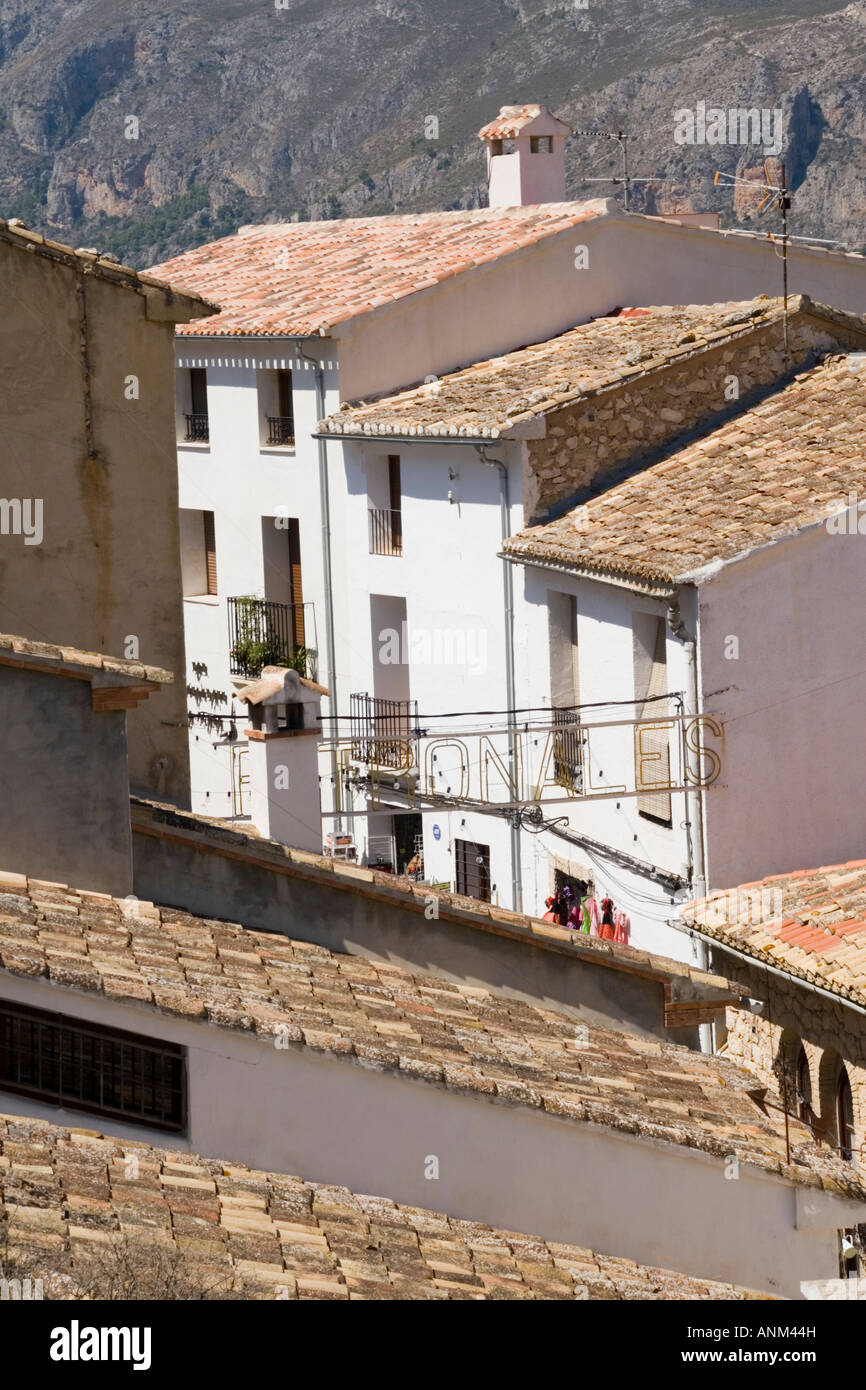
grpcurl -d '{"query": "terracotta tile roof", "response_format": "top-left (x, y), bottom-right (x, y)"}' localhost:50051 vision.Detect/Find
top-left (0, 633), bottom-right (172, 685)
top-left (478, 104), bottom-right (572, 139)
top-left (320, 296), bottom-right (805, 439)
top-left (146, 204), bottom-right (606, 338)
top-left (682, 859), bottom-right (866, 1009)
top-left (504, 351), bottom-right (866, 583)
top-left (0, 871), bottom-right (860, 1198)
top-left (132, 797), bottom-right (733, 1004)
top-left (0, 1114), bottom-right (775, 1300)
top-left (0, 218), bottom-right (215, 320)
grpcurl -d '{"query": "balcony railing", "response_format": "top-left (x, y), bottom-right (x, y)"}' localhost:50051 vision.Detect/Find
top-left (552, 707), bottom-right (584, 793)
top-left (369, 507), bottom-right (403, 556)
top-left (227, 596), bottom-right (318, 680)
top-left (184, 412), bottom-right (210, 443)
top-left (266, 416), bottom-right (295, 447)
top-left (350, 692), bottom-right (418, 769)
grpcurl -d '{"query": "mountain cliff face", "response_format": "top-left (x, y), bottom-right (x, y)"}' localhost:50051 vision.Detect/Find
top-left (1, 0), bottom-right (864, 266)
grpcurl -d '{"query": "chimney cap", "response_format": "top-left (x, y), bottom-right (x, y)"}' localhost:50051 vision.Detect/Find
top-left (478, 104), bottom-right (572, 141)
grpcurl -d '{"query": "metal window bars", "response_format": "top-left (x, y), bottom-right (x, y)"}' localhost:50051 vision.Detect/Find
top-left (368, 507), bottom-right (403, 556)
top-left (266, 416), bottom-right (295, 447)
top-left (350, 692), bottom-right (418, 769)
top-left (227, 596), bottom-right (318, 680)
top-left (184, 412), bottom-right (210, 442)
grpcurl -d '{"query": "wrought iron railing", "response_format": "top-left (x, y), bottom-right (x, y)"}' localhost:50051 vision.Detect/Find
top-left (184, 412), bottom-right (210, 442)
top-left (369, 507), bottom-right (403, 556)
top-left (350, 692), bottom-right (418, 769)
top-left (266, 416), bottom-right (295, 447)
top-left (227, 596), bottom-right (318, 680)
top-left (552, 707), bottom-right (584, 792)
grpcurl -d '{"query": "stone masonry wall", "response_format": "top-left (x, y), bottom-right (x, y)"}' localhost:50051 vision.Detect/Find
top-left (719, 954), bottom-right (866, 1180)
top-left (525, 311), bottom-right (866, 520)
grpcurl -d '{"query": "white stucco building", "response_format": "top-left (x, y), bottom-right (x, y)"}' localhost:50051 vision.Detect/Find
top-left (147, 103), bottom-right (866, 963)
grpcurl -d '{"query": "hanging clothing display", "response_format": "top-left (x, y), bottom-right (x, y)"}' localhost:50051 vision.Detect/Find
top-left (586, 897), bottom-right (601, 937)
top-left (599, 896), bottom-right (616, 941)
top-left (614, 909), bottom-right (631, 945)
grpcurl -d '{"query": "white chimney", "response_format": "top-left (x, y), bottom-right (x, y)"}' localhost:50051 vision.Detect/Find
top-left (478, 104), bottom-right (572, 207)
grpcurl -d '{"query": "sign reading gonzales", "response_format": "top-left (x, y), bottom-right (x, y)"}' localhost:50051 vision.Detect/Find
top-left (328, 712), bottom-right (723, 811)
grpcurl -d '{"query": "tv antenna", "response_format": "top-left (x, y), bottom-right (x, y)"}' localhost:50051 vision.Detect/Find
top-left (714, 161), bottom-right (792, 355)
top-left (575, 129), bottom-right (633, 212)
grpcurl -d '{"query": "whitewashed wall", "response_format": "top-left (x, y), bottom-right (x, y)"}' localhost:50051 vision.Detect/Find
top-left (698, 521), bottom-right (866, 889)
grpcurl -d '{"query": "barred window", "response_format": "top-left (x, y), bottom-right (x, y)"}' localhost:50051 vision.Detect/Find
top-left (0, 999), bottom-right (186, 1133)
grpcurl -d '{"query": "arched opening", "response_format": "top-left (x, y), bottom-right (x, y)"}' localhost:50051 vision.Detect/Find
top-left (837, 1066), bottom-right (855, 1163)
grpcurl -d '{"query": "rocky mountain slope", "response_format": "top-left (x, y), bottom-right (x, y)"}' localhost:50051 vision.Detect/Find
top-left (0, 0), bottom-right (864, 265)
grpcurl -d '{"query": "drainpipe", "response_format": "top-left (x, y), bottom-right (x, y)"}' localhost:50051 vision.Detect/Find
top-left (296, 340), bottom-right (342, 833)
top-left (477, 446), bottom-right (522, 913)
top-left (667, 588), bottom-right (712, 1052)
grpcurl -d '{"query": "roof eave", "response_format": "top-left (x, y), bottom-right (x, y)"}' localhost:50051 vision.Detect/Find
top-left (499, 548), bottom-right (679, 597)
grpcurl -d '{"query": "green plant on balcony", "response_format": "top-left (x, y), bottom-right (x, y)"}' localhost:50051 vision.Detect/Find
top-left (230, 596), bottom-right (313, 678)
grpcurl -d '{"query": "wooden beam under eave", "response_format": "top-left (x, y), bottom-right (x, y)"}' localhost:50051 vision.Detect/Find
top-left (91, 683), bottom-right (160, 712)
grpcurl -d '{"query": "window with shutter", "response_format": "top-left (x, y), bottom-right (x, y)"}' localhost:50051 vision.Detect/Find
top-left (633, 614), bottom-right (672, 825)
top-left (388, 455), bottom-right (402, 552)
top-left (288, 517), bottom-right (305, 645)
top-left (547, 590), bottom-right (581, 790)
top-left (203, 511), bottom-right (217, 596)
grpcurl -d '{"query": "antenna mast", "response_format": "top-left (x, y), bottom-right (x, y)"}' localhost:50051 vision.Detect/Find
top-left (714, 162), bottom-right (792, 357)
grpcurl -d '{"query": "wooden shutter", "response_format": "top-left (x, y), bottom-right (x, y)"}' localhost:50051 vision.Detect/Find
top-left (635, 617), bottom-right (672, 824)
top-left (203, 511), bottom-right (217, 596)
top-left (287, 518), bottom-right (305, 645)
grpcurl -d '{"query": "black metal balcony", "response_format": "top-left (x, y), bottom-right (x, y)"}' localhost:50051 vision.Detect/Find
top-left (266, 416), bottom-right (295, 447)
top-left (350, 692), bottom-right (418, 769)
top-left (227, 596), bottom-right (317, 680)
top-left (552, 707), bottom-right (584, 793)
top-left (369, 507), bottom-right (403, 556)
top-left (184, 412), bottom-right (210, 443)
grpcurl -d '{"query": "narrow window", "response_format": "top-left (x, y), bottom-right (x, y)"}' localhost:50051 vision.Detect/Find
top-left (273, 369), bottom-right (295, 445)
top-left (633, 613), bottom-right (672, 826)
top-left (548, 590), bottom-right (581, 790)
top-left (388, 455), bottom-right (402, 553)
top-left (455, 838), bottom-right (491, 903)
top-left (203, 510), bottom-right (217, 596)
top-left (530, 135), bottom-right (552, 154)
top-left (288, 517), bottom-right (305, 646)
top-left (180, 508), bottom-right (217, 598)
top-left (368, 456), bottom-right (403, 555)
top-left (185, 368), bottom-right (209, 441)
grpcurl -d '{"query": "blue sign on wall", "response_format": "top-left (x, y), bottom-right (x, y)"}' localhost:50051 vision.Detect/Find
top-left (432, 824), bottom-right (441, 841)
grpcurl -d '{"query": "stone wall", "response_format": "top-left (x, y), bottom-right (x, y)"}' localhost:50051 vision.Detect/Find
top-left (717, 951), bottom-right (866, 1180)
top-left (0, 234), bottom-right (195, 805)
top-left (525, 309), bottom-right (866, 520)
